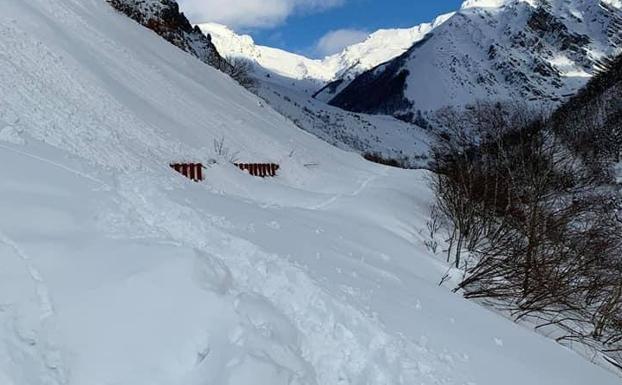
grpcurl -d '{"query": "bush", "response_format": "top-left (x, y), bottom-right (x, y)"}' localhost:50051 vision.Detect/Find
top-left (223, 56), bottom-right (257, 91)
top-left (363, 152), bottom-right (408, 168)
top-left (431, 102), bottom-right (622, 366)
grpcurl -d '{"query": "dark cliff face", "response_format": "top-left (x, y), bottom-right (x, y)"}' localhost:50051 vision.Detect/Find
top-left (108, 0), bottom-right (231, 72)
top-left (327, 60), bottom-right (412, 117)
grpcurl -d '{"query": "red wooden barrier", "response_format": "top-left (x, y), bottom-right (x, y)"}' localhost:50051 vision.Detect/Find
top-left (171, 163), bottom-right (278, 181)
top-left (170, 163), bottom-right (204, 182)
top-left (235, 163), bottom-right (280, 177)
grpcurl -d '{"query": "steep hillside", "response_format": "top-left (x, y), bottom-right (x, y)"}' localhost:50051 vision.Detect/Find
top-left (551, 52), bottom-right (622, 173)
top-left (198, 23), bottom-right (333, 89)
top-left (314, 13), bottom-right (453, 102)
top-left (0, 0), bottom-right (621, 384)
top-left (254, 77), bottom-right (433, 167)
top-left (330, 0), bottom-right (622, 119)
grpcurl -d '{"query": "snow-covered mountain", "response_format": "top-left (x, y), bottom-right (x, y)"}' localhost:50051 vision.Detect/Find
top-left (199, 15), bottom-right (452, 91)
top-left (108, 1), bottom-right (433, 166)
top-left (2, 0), bottom-right (621, 384)
top-left (329, 0), bottom-right (622, 120)
top-left (198, 23), bottom-right (333, 85)
top-left (198, 22), bottom-right (435, 166)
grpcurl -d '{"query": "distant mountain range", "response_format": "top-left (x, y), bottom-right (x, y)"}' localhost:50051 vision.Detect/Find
top-left (200, 0), bottom-right (622, 123)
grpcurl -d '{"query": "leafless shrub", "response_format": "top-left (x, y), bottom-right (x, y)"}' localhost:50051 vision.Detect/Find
top-left (424, 205), bottom-right (442, 254)
top-left (430, 102), bottom-right (622, 367)
top-left (213, 137), bottom-right (240, 163)
top-left (363, 152), bottom-right (409, 168)
top-left (224, 56), bottom-right (257, 91)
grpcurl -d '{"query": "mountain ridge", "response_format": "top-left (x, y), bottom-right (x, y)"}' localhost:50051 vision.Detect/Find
top-left (329, 0), bottom-right (622, 119)
top-left (198, 12), bottom-right (453, 90)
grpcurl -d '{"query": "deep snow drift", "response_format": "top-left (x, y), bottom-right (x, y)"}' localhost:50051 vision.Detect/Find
top-left (0, 0), bottom-right (620, 384)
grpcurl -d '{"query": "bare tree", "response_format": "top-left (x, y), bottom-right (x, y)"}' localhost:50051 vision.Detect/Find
top-left (225, 56), bottom-right (257, 91)
top-left (430, 102), bottom-right (622, 367)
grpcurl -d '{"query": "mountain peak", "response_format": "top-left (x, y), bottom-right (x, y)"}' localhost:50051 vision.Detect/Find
top-left (460, 0), bottom-right (525, 9)
top-left (201, 14), bottom-right (452, 90)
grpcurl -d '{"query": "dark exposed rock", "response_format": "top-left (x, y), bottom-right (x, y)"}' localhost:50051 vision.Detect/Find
top-left (107, 0), bottom-right (231, 72)
top-left (527, 7), bottom-right (591, 51)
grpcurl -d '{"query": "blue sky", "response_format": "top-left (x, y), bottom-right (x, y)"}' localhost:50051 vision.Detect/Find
top-left (179, 0), bottom-right (463, 58)
top-left (254, 0), bottom-right (463, 56)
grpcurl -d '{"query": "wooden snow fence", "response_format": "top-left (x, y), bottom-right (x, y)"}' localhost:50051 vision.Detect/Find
top-left (170, 162), bottom-right (280, 181)
top-left (170, 163), bottom-right (204, 182)
top-left (235, 163), bottom-right (280, 177)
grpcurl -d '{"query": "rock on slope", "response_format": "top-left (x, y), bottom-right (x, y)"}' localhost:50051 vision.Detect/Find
top-left (0, 0), bottom-right (621, 384)
top-left (109, 0), bottom-right (230, 71)
top-left (329, 0), bottom-right (622, 120)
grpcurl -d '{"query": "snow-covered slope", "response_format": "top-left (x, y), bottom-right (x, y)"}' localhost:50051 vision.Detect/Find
top-left (314, 14), bottom-right (454, 101)
top-left (324, 14), bottom-right (454, 80)
top-left (0, 0), bottom-right (621, 384)
top-left (330, 0), bottom-right (622, 118)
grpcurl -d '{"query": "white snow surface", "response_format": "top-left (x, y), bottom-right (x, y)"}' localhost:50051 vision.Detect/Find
top-left (0, 1), bottom-right (619, 385)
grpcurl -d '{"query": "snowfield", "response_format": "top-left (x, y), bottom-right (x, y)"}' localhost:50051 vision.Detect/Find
top-left (0, 0), bottom-right (620, 384)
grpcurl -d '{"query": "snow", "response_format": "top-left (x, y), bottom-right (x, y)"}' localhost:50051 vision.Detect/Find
top-left (461, 0), bottom-right (513, 9)
top-left (321, 12), bottom-right (453, 80)
top-left (203, 24), bottom-right (332, 84)
top-left (197, 23), bottom-right (335, 84)
top-left (0, 0), bottom-right (620, 384)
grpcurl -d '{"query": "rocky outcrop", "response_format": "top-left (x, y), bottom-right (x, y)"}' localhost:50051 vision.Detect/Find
top-left (108, 0), bottom-right (231, 72)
